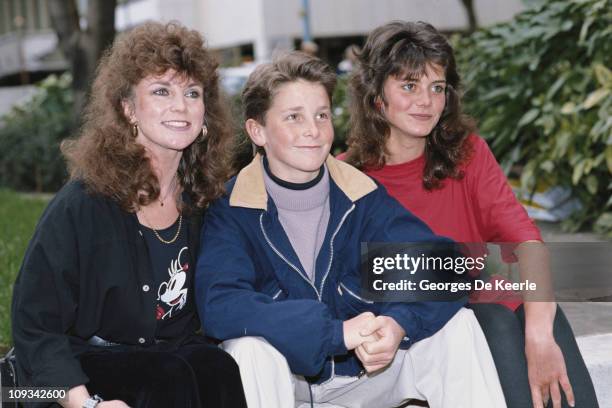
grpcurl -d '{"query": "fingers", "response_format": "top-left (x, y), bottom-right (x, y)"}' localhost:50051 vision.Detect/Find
top-left (356, 344), bottom-right (390, 364)
top-left (359, 311), bottom-right (375, 320)
top-left (360, 332), bottom-right (380, 343)
top-left (550, 381), bottom-right (561, 408)
top-left (355, 345), bottom-right (390, 373)
top-left (531, 379), bottom-right (574, 408)
top-left (531, 384), bottom-right (544, 408)
top-left (100, 401), bottom-right (132, 408)
top-left (559, 374), bottom-right (575, 407)
top-left (344, 312), bottom-right (377, 350)
top-left (361, 337), bottom-right (387, 354)
top-left (359, 315), bottom-right (384, 337)
top-left (542, 387), bottom-right (550, 408)
top-left (363, 363), bottom-right (387, 373)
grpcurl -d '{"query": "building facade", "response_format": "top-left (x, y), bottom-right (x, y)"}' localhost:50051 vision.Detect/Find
top-left (0, 0), bottom-right (525, 83)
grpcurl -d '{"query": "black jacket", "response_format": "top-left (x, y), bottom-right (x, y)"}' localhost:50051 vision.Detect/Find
top-left (11, 181), bottom-right (203, 388)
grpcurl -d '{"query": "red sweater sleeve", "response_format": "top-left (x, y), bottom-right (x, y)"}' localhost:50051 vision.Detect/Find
top-left (468, 135), bottom-right (542, 246)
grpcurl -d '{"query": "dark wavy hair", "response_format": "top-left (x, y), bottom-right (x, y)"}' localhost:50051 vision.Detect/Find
top-left (345, 21), bottom-right (475, 189)
top-left (61, 21), bottom-right (233, 211)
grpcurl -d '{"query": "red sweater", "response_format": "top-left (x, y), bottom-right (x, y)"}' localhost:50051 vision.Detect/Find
top-left (364, 135), bottom-right (541, 244)
top-left (341, 135), bottom-right (542, 309)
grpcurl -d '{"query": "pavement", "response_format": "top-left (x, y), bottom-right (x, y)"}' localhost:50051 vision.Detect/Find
top-left (538, 223), bottom-right (612, 408)
top-left (540, 222), bottom-right (611, 407)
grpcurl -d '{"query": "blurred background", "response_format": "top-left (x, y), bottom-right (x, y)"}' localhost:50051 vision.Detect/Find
top-left (0, 0), bottom-right (611, 392)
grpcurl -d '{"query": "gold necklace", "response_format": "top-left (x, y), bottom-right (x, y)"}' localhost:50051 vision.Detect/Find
top-left (141, 212), bottom-right (183, 244)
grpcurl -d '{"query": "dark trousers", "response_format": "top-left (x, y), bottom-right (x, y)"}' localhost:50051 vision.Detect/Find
top-left (78, 338), bottom-right (247, 408)
top-left (470, 303), bottom-right (598, 408)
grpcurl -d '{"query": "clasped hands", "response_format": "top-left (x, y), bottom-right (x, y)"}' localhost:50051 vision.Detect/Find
top-left (343, 312), bottom-right (406, 374)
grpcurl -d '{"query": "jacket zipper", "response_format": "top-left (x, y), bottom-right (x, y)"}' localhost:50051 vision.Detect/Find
top-left (318, 204), bottom-right (355, 300)
top-left (319, 204), bottom-right (354, 383)
top-left (259, 213), bottom-right (319, 297)
top-left (260, 204), bottom-right (355, 382)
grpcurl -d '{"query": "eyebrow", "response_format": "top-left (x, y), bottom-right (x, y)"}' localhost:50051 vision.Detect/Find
top-left (281, 105), bottom-right (330, 113)
top-left (398, 75), bottom-right (446, 84)
top-left (283, 106), bottom-right (303, 111)
top-left (148, 81), bottom-right (202, 88)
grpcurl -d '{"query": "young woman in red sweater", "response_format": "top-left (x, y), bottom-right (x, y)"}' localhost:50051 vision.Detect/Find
top-left (343, 21), bottom-right (598, 408)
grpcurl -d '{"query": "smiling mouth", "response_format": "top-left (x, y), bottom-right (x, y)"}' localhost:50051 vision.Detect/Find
top-left (409, 114), bottom-right (433, 121)
top-left (162, 121), bottom-right (191, 130)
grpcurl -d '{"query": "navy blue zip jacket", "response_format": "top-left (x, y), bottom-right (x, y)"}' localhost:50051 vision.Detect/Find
top-left (196, 155), bottom-right (465, 383)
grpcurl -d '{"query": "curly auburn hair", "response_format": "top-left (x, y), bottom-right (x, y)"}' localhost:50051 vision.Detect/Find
top-left (61, 21), bottom-right (233, 211)
top-left (344, 21), bottom-right (475, 190)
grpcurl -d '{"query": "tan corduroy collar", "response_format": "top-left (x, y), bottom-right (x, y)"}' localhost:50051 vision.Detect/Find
top-left (229, 153), bottom-right (377, 210)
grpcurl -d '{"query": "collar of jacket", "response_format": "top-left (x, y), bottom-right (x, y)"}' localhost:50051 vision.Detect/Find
top-left (229, 153), bottom-right (377, 210)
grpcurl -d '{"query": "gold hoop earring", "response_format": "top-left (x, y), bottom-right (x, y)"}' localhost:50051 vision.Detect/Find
top-left (131, 123), bottom-right (139, 138)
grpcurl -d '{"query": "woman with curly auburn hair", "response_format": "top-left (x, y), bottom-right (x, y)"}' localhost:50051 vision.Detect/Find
top-left (11, 22), bottom-right (246, 408)
top-left (343, 21), bottom-right (598, 408)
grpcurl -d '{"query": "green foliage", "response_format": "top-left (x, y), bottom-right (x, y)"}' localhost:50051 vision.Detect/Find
top-left (455, 0), bottom-right (612, 235)
top-left (0, 190), bottom-right (50, 351)
top-left (332, 74), bottom-right (351, 154)
top-left (0, 73), bottom-right (74, 192)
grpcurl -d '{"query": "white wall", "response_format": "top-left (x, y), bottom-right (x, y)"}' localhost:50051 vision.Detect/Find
top-left (198, 0), bottom-right (525, 60)
top-left (115, 0), bottom-right (526, 61)
top-left (116, 0), bottom-right (199, 31)
top-left (198, 0), bottom-right (263, 48)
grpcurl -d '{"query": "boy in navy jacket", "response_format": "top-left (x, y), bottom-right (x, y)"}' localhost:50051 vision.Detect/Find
top-left (196, 52), bottom-right (506, 408)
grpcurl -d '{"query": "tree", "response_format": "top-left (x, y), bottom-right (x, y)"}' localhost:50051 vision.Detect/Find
top-left (47, 0), bottom-right (117, 119)
top-left (460, 0), bottom-right (478, 32)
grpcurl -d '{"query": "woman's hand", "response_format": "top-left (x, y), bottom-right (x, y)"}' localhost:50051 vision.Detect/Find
top-left (517, 243), bottom-right (575, 407)
top-left (59, 385), bottom-right (131, 408)
top-left (524, 302), bottom-right (575, 408)
top-left (99, 401), bottom-right (131, 407)
top-left (526, 333), bottom-right (574, 408)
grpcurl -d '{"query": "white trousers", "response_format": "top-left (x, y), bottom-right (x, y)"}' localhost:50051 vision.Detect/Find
top-left (222, 308), bottom-right (506, 408)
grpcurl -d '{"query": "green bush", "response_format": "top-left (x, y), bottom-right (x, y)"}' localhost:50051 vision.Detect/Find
top-left (0, 73), bottom-right (74, 192)
top-left (455, 0), bottom-right (611, 235)
top-left (332, 74), bottom-right (351, 154)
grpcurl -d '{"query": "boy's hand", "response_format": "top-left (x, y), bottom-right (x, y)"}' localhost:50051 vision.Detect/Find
top-left (355, 315), bottom-right (405, 373)
top-left (343, 312), bottom-right (378, 350)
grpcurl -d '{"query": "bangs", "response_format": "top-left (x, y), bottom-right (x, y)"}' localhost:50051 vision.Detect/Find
top-left (386, 39), bottom-right (448, 81)
top-left (137, 54), bottom-right (209, 88)
top-left (121, 24), bottom-right (214, 91)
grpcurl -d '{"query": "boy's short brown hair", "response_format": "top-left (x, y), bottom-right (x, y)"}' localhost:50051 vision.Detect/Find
top-left (242, 51), bottom-right (337, 125)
